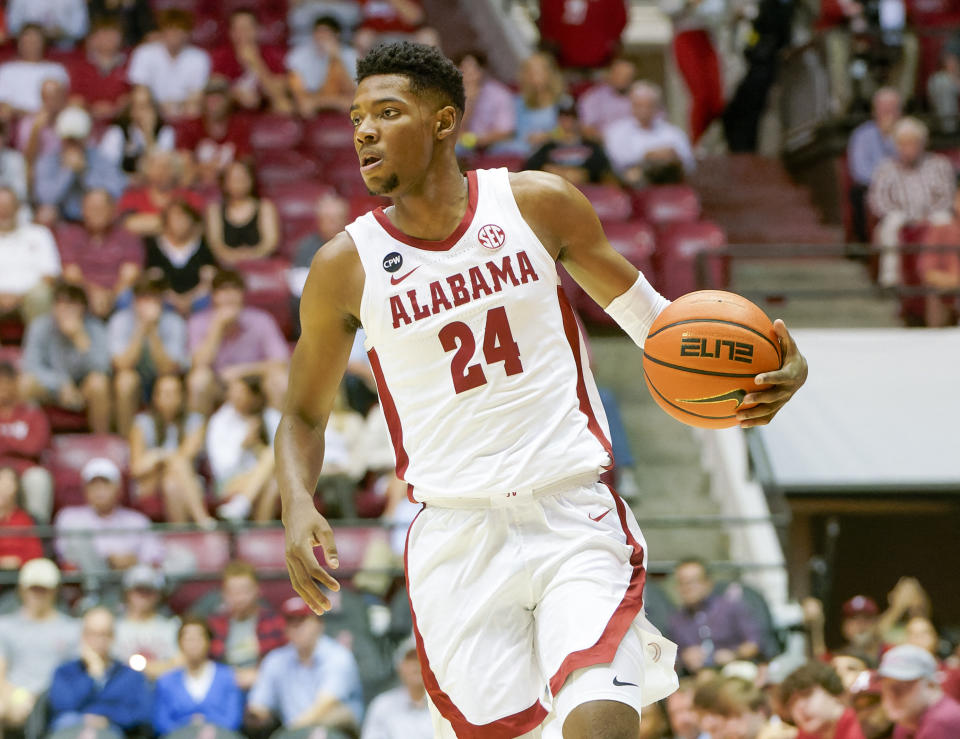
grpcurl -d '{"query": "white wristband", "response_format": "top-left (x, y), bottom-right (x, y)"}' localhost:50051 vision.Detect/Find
top-left (603, 273), bottom-right (670, 349)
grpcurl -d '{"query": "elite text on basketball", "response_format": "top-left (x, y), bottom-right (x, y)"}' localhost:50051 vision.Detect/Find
top-left (679, 337), bottom-right (754, 363)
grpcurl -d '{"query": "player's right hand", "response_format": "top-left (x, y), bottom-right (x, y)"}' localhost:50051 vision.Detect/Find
top-left (283, 501), bottom-right (340, 613)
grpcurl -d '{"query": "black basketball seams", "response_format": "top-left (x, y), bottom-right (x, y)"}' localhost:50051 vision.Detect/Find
top-left (643, 353), bottom-right (760, 379)
top-left (643, 374), bottom-right (736, 421)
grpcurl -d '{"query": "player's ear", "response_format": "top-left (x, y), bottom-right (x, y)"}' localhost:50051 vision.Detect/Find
top-left (435, 105), bottom-right (457, 140)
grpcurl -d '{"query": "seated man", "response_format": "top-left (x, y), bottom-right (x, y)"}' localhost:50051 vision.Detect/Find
top-left (211, 8), bottom-right (290, 113)
top-left (0, 25), bottom-right (69, 115)
top-left (868, 117), bottom-right (955, 286)
top-left (880, 644), bottom-right (960, 737)
top-left (6, 0), bottom-right (89, 48)
top-left (456, 50), bottom-right (515, 152)
top-left (33, 106), bottom-right (128, 225)
top-left (0, 362), bottom-right (53, 524)
top-left (247, 597), bottom-right (363, 734)
top-left (117, 149), bottom-right (205, 238)
top-left (525, 99), bottom-right (613, 185)
top-left (602, 81), bottom-right (695, 186)
top-left (153, 616), bottom-right (244, 735)
top-left (48, 607), bottom-right (153, 735)
top-left (108, 271), bottom-right (188, 436)
top-left (847, 88), bottom-right (900, 242)
top-left (361, 638), bottom-right (431, 739)
top-left (54, 457), bottom-right (164, 572)
top-left (668, 558), bottom-right (767, 675)
top-left (16, 77), bottom-right (68, 166)
top-left (21, 281), bottom-right (111, 433)
top-left (207, 560), bottom-right (287, 691)
top-left (113, 565), bottom-right (181, 681)
top-left (187, 269), bottom-right (289, 415)
top-left (57, 189), bottom-right (143, 319)
top-left (780, 662), bottom-right (865, 739)
top-left (288, 193), bottom-right (351, 304)
top-left (693, 675), bottom-right (773, 739)
top-left (0, 186), bottom-right (61, 324)
top-left (286, 16), bottom-right (357, 116)
top-left (0, 559), bottom-right (81, 733)
top-left (127, 10), bottom-right (210, 120)
top-left (67, 17), bottom-right (131, 122)
top-left (576, 55), bottom-right (637, 141)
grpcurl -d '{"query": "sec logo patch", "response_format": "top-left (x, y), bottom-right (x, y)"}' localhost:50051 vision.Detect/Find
top-left (477, 224), bottom-right (505, 250)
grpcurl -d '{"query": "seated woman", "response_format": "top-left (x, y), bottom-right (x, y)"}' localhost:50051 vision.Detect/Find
top-left (491, 52), bottom-right (566, 157)
top-left (204, 160), bottom-right (279, 266)
top-left (0, 466), bottom-right (43, 572)
top-left (153, 616), bottom-right (243, 736)
top-left (205, 375), bottom-right (281, 522)
top-left (128, 374), bottom-right (213, 526)
top-left (99, 85), bottom-right (177, 179)
top-left (144, 199), bottom-right (219, 316)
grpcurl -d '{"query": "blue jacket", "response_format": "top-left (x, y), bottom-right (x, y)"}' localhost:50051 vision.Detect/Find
top-left (153, 662), bottom-right (243, 735)
top-left (49, 658), bottom-right (153, 730)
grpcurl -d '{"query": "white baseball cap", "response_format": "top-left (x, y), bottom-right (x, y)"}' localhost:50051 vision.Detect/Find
top-left (18, 558), bottom-right (61, 589)
top-left (81, 457), bottom-right (121, 484)
top-left (878, 644), bottom-right (939, 681)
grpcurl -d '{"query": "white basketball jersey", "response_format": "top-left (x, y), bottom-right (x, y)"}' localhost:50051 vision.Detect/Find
top-left (345, 168), bottom-right (612, 502)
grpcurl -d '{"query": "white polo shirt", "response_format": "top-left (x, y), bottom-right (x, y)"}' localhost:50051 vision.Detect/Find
top-left (0, 61), bottom-right (69, 113)
top-left (128, 41), bottom-right (210, 105)
top-left (0, 223), bottom-right (61, 294)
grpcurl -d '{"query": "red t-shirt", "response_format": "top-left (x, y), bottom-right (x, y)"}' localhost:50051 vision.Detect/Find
top-left (358, 0), bottom-right (424, 32)
top-left (175, 116), bottom-right (252, 165)
top-left (798, 708), bottom-right (866, 739)
top-left (117, 186), bottom-right (206, 217)
top-left (66, 52), bottom-right (131, 107)
top-left (0, 508), bottom-right (43, 564)
top-left (210, 44), bottom-right (286, 80)
top-left (941, 667), bottom-right (960, 703)
top-left (538, 0), bottom-right (629, 68)
top-left (0, 403), bottom-right (51, 474)
top-left (893, 696), bottom-right (960, 739)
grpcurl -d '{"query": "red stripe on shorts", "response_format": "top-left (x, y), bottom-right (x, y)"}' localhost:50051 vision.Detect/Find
top-left (368, 347), bottom-right (409, 481)
top-left (548, 486), bottom-right (647, 696)
top-left (556, 286), bottom-right (614, 464)
top-left (404, 508), bottom-right (550, 738)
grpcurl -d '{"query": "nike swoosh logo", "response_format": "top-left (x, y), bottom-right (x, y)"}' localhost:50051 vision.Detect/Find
top-left (390, 266), bottom-right (420, 285)
top-left (612, 676), bottom-right (639, 687)
top-left (589, 509), bottom-right (611, 522)
top-left (678, 388), bottom-right (747, 408)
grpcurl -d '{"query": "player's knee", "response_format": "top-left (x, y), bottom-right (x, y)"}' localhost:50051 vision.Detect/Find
top-left (562, 700), bottom-right (639, 739)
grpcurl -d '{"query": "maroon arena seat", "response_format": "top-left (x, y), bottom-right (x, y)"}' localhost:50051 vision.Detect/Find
top-left (43, 406), bottom-right (90, 434)
top-left (256, 150), bottom-right (320, 186)
top-left (577, 184), bottom-right (633, 223)
top-left (268, 181), bottom-right (335, 222)
top-left (654, 220), bottom-right (728, 299)
top-left (468, 153), bottom-right (528, 172)
top-left (237, 258), bottom-right (294, 339)
top-left (235, 526), bottom-right (387, 573)
top-left (323, 158), bottom-right (371, 197)
top-left (348, 194), bottom-right (390, 220)
top-left (162, 530), bottom-right (232, 575)
top-left (304, 113), bottom-right (356, 153)
top-left (631, 185), bottom-right (701, 226)
top-left (48, 433), bottom-right (130, 510)
top-left (249, 114), bottom-right (304, 151)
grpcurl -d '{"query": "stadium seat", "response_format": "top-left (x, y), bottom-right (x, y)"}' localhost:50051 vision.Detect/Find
top-left (256, 150), bottom-right (320, 186)
top-left (323, 157), bottom-right (371, 197)
top-left (43, 406), bottom-right (89, 434)
top-left (237, 258), bottom-right (294, 339)
top-left (47, 433), bottom-right (130, 510)
top-left (190, 14), bottom-right (221, 48)
top-left (249, 114), bottom-right (303, 151)
top-left (162, 530), bottom-right (232, 576)
top-left (631, 185), bottom-right (701, 226)
top-left (0, 316), bottom-right (23, 345)
top-left (235, 526), bottom-right (387, 573)
top-left (348, 194), bottom-right (390, 220)
top-left (654, 220), bottom-right (728, 299)
top-left (577, 184), bottom-right (633, 223)
top-left (268, 181), bottom-right (335, 222)
top-left (279, 218), bottom-right (317, 259)
top-left (0, 345), bottom-right (21, 367)
top-left (304, 113), bottom-right (356, 153)
top-left (468, 153), bottom-right (528, 172)
top-left (167, 580), bottom-right (221, 615)
top-left (907, 0), bottom-right (960, 27)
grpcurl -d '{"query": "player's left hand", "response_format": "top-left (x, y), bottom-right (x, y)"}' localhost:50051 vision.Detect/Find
top-left (737, 319), bottom-right (807, 428)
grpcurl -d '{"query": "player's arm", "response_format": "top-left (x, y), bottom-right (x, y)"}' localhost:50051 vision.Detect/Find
top-left (512, 170), bottom-right (807, 427)
top-left (276, 232), bottom-right (363, 613)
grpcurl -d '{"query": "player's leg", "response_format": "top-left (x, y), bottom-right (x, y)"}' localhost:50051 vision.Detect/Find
top-left (561, 702), bottom-right (637, 739)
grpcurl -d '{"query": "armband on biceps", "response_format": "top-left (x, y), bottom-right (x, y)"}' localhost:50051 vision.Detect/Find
top-left (603, 273), bottom-right (669, 349)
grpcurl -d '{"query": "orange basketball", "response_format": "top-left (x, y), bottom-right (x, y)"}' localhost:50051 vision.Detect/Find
top-left (642, 290), bottom-right (782, 429)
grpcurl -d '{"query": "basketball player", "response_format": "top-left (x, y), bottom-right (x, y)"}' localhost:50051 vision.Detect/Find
top-left (277, 43), bottom-right (807, 739)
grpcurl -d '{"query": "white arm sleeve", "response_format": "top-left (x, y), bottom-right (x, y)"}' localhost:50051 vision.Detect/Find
top-left (603, 273), bottom-right (670, 349)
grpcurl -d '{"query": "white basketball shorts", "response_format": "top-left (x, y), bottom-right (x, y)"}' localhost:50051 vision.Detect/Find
top-left (404, 479), bottom-right (679, 738)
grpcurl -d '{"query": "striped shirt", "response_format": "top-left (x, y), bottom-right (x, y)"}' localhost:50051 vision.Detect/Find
top-left (868, 154), bottom-right (956, 222)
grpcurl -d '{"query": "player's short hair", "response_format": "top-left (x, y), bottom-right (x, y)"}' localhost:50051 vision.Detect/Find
top-left (222, 559), bottom-right (258, 583)
top-left (779, 662), bottom-right (844, 706)
top-left (357, 41), bottom-right (465, 114)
